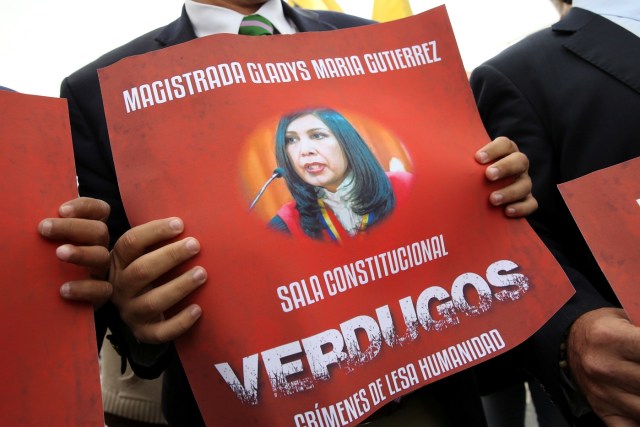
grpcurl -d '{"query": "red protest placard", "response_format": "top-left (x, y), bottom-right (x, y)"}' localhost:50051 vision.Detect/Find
top-left (559, 156), bottom-right (640, 324)
top-left (99, 7), bottom-right (574, 426)
top-left (0, 91), bottom-right (103, 426)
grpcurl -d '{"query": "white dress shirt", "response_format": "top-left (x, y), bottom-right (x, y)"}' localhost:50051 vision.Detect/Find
top-left (574, 0), bottom-right (640, 38)
top-left (185, 0), bottom-right (297, 37)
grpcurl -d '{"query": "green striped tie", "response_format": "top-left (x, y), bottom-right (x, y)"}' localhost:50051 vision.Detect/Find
top-left (239, 14), bottom-right (275, 36)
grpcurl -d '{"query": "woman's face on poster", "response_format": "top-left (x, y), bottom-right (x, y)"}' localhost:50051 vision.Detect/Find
top-left (285, 114), bottom-right (349, 192)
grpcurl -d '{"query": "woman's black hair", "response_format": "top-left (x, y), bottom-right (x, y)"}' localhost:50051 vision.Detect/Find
top-left (275, 108), bottom-right (395, 239)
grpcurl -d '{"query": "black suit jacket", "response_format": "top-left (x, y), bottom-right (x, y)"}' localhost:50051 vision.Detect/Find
top-left (62, 3), bottom-right (486, 426)
top-left (471, 7), bottom-right (640, 423)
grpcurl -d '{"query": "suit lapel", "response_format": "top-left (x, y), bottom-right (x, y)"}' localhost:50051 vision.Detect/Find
top-left (556, 8), bottom-right (640, 95)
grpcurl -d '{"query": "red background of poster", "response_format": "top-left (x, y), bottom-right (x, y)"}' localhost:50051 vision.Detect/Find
top-left (0, 91), bottom-right (104, 426)
top-left (559, 157), bottom-right (640, 324)
top-left (100, 7), bottom-right (574, 426)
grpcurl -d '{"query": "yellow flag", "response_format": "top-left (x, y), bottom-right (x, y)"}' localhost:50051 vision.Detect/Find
top-left (287, 0), bottom-right (343, 11)
top-left (372, 0), bottom-right (413, 22)
top-left (322, 0), bottom-right (343, 11)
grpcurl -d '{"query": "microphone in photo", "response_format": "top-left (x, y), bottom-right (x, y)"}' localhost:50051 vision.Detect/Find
top-left (249, 167), bottom-right (285, 210)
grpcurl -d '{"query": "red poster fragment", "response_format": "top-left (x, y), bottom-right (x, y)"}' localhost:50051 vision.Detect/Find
top-left (99, 7), bottom-right (574, 426)
top-left (0, 91), bottom-right (104, 426)
top-left (559, 156), bottom-right (640, 324)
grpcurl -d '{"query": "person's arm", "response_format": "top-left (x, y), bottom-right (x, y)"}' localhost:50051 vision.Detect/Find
top-left (83, 217), bottom-right (206, 379)
top-left (470, 62), bottom-right (640, 424)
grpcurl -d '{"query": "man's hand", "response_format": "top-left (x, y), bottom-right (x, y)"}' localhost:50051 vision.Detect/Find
top-left (109, 217), bottom-right (206, 344)
top-left (568, 308), bottom-right (640, 426)
top-left (475, 136), bottom-right (537, 217)
top-left (38, 197), bottom-right (112, 307)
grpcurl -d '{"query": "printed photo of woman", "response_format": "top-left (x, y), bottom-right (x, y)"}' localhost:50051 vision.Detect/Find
top-left (269, 107), bottom-right (413, 243)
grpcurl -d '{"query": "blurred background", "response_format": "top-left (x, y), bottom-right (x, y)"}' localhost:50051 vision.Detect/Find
top-left (1, 0), bottom-right (559, 97)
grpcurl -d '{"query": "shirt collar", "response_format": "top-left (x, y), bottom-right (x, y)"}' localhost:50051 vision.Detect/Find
top-left (573, 0), bottom-right (640, 37)
top-left (185, 0), bottom-right (296, 37)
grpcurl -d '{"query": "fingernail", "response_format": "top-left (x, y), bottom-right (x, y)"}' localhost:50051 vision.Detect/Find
top-left (60, 282), bottom-right (72, 298)
top-left (488, 167), bottom-right (500, 181)
top-left (506, 207), bottom-right (517, 216)
top-left (185, 238), bottom-right (200, 253)
top-left (190, 305), bottom-right (202, 319)
top-left (59, 204), bottom-right (74, 217)
top-left (169, 218), bottom-right (183, 231)
top-left (193, 268), bottom-right (207, 284)
top-left (39, 219), bottom-right (52, 236)
top-left (476, 151), bottom-right (489, 164)
top-left (491, 192), bottom-right (504, 205)
top-left (56, 245), bottom-right (73, 260)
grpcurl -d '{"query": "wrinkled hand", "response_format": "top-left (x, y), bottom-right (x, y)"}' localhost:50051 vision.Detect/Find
top-left (38, 197), bottom-right (112, 307)
top-left (475, 136), bottom-right (537, 217)
top-left (110, 217), bottom-right (206, 344)
top-left (568, 308), bottom-right (640, 426)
